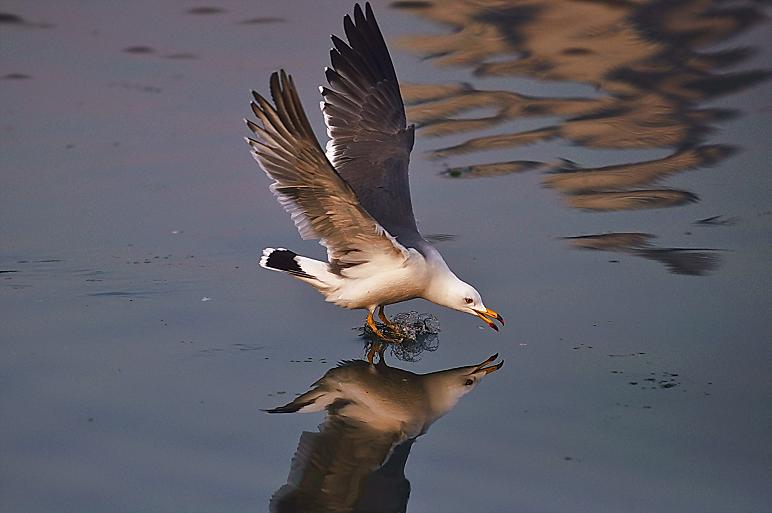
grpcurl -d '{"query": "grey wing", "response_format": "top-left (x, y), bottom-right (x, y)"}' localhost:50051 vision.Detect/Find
top-left (246, 70), bottom-right (408, 271)
top-left (269, 416), bottom-right (401, 513)
top-left (321, 3), bottom-right (420, 243)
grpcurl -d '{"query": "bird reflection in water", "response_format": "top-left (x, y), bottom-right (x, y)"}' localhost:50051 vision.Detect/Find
top-left (266, 354), bottom-right (503, 513)
top-left (392, 0), bottom-right (769, 274)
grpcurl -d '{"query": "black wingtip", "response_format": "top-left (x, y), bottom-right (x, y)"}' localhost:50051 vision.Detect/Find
top-left (262, 396), bottom-right (315, 414)
top-left (261, 407), bottom-right (292, 414)
top-left (324, 66), bottom-right (339, 83)
top-left (261, 403), bottom-right (297, 414)
top-left (331, 33), bottom-right (349, 52)
top-left (343, 12), bottom-right (357, 38)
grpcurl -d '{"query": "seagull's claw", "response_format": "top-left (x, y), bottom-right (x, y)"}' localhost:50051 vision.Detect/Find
top-left (378, 305), bottom-right (404, 336)
top-left (367, 311), bottom-right (390, 340)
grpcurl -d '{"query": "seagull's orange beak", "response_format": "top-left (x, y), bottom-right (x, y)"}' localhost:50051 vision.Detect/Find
top-left (474, 307), bottom-right (504, 331)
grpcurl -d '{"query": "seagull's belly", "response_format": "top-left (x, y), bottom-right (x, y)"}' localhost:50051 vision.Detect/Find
top-left (330, 262), bottom-right (426, 309)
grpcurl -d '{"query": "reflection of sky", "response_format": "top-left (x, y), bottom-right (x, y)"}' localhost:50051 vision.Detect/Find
top-left (1, 1), bottom-right (771, 512)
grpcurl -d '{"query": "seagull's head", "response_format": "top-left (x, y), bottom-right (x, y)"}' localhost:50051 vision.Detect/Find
top-left (427, 274), bottom-right (504, 331)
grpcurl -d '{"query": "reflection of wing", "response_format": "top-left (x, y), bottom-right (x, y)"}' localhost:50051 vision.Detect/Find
top-left (247, 71), bottom-right (408, 270)
top-left (354, 439), bottom-right (414, 513)
top-left (270, 416), bottom-right (405, 513)
top-left (321, 3), bottom-right (420, 243)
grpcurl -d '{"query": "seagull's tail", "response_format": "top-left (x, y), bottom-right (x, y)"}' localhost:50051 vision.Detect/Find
top-left (262, 385), bottom-right (334, 414)
top-left (259, 248), bottom-right (335, 288)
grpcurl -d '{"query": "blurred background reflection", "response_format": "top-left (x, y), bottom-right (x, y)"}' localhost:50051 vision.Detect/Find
top-left (394, 0), bottom-right (769, 273)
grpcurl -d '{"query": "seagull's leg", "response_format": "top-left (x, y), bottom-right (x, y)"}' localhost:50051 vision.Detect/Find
top-left (378, 305), bottom-right (401, 334)
top-left (366, 310), bottom-right (393, 364)
top-left (367, 310), bottom-right (389, 340)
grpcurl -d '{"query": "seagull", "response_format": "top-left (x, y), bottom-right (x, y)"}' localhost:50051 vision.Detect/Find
top-left (266, 354), bottom-right (503, 512)
top-left (245, 3), bottom-right (503, 343)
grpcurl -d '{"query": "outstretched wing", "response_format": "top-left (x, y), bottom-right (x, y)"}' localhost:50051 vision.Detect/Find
top-left (269, 416), bottom-right (403, 513)
top-left (321, 2), bottom-right (420, 243)
top-left (246, 70), bottom-right (408, 272)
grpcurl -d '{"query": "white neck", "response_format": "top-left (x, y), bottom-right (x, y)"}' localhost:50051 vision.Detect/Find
top-left (422, 264), bottom-right (467, 311)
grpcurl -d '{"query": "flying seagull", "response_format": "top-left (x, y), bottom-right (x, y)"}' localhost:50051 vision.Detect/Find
top-left (245, 2), bottom-right (503, 342)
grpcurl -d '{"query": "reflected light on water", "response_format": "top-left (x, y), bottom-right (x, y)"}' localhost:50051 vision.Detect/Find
top-left (393, 0), bottom-right (769, 274)
top-left (564, 232), bottom-right (721, 276)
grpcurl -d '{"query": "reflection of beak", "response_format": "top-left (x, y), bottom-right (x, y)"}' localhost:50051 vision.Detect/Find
top-left (474, 307), bottom-right (505, 331)
top-left (473, 353), bottom-right (504, 375)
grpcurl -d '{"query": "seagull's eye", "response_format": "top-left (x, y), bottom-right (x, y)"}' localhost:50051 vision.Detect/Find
top-left (464, 297), bottom-right (473, 304)
top-left (464, 379), bottom-right (474, 386)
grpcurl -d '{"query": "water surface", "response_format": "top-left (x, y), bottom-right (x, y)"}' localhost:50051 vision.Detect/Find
top-left (2, 1), bottom-right (771, 512)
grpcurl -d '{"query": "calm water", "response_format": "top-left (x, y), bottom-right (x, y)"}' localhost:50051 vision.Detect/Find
top-left (2, 1), bottom-right (771, 512)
